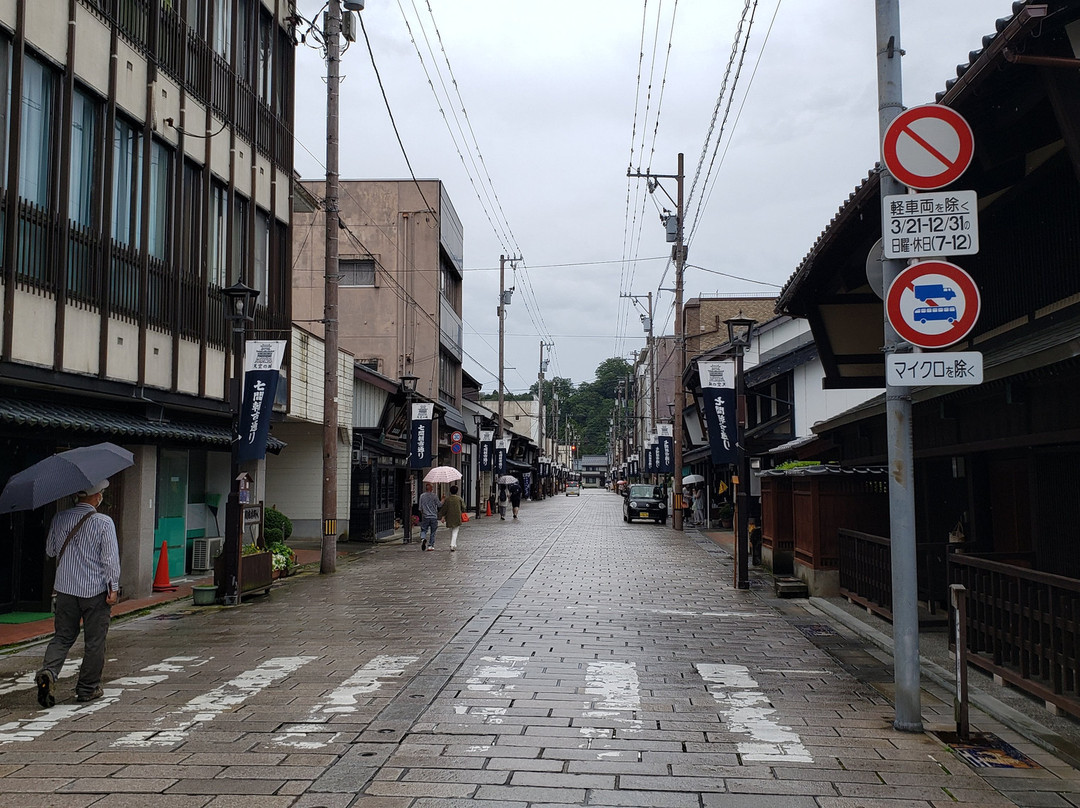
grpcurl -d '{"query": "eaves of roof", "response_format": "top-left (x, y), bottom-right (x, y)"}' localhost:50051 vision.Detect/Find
top-left (0, 399), bottom-right (286, 453)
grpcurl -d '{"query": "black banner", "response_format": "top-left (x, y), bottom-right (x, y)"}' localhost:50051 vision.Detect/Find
top-left (495, 446), bottom-right (506, 474)
top-left (409, 418), bottom-right (432, 469)
top-left (479, 435), bottom-right (493, 471)
top-left (699, 360), bottom-right (737, 465)
top-left (236, 369), bottom-right (280, 463)
top-left (659, 433), bottom-right (674, 473)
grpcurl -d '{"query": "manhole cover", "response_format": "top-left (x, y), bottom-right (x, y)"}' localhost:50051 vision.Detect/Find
top-left (935, 731), bottom-right (1042, 769)
top-left (795, 623), bottom-right (839, 638)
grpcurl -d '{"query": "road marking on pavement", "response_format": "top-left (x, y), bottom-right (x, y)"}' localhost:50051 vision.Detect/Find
top-left (272, 654), bottom-right (418, 748)
top-left (696, 663), bottom-right (812, 763)
top-left (580, 660), bottom-right (642, 741)
top-left (452, 656), bottom-right (529, 725)
top-left (0, 658), bottom-right (83, 697)
top-left (112, 656), bottom-right (315, 748)
top-left (0, 656), bottom-right (209, 745)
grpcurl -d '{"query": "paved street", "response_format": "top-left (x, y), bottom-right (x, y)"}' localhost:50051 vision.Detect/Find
top-left (1, 489), bottom-right (1078, 807)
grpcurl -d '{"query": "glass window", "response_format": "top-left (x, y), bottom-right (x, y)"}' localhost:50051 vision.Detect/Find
top-left (232, 192), bottom-right (248, 286)
top-left (341, 258), bottom-right (375, 287)
top-left (257, 10), bottom-right (273, 103)
top-left (182, 159), bottom-right (203, 277)
top-left (147, 139), bottom-right (171, 259)
top-left (212, 0), bottom-right (231, 59)
top-left (253, 208), bottom-right (269, 296)
top-left (184, 0), bottom-right (202, 33)
top-left (69, 87), bottom-right (99, 227)
top-left (0, 38), bottom-right (10, 191)
top-left (19, 54), bottom-right (54, 207)
top-left (208, 179), bottom-right (227, 286)
top-left (237, 0), bottom-right (252, 82)
top-left (111, 116), bottom-right (142, 246)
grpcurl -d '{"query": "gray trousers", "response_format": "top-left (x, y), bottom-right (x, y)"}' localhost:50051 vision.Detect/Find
top-left (40, 591), bottom-right (111, 697)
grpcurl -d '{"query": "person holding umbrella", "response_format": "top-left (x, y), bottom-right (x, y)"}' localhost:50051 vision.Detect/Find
top-left (438, 484), bottom-right (466, 552)
top-left (417, 483), bottom-right (441, 551)
top-left (35, 478), bottom-right (120, 707)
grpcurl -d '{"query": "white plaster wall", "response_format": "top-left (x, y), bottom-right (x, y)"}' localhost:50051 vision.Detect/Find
top-left (183, 106), bottom-right (208, 161)
top-left (72, 5), bottom-right (111, 92)
top-left (114, 40), bottom-right (148, 121)
top-left (10, 292), bottom-right (56, 367)
top-left (264, 421), bottom-right (351, 539)
top-left (204, 346), bottom-right (227, 400)
top-left (254, 156), bottom-right (272, 209)
top-left (117, 445), bottom-right (157, 600)
top-left (176, 339), bottom-right (201, 396)
top-left (105, 320), bottom-right (140, 382)
top-left (144, 331), bottom-right (173, 389)
top-left (209, 114), bottom-right (231, 179)
top-left (23, 0), bottom-right (66, 64)
top-left (0, 1), bottom-right (16, 32)
top-left (152, 76), bottom-right (182, 146)
top-left (62, 306), bottom-right (101, 375)
top-left (234, 138), bottom-right (253, 197)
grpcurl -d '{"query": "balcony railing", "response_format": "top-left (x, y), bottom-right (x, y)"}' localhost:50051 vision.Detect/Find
top-left (838, 529), bottom-right (952, 618)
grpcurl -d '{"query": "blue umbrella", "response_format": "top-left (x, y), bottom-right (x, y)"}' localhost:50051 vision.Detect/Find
top-left (0, 442), bottom-right (135, 513)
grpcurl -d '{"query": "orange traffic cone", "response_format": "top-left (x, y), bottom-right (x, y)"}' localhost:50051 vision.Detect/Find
top-left (152, 539), bottom-right (177, 592)
top-left (486, 499), bottom-right (492, 517)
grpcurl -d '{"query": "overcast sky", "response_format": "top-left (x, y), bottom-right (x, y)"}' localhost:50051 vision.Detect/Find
top-left (292, 0), bottom-right (1000, 394)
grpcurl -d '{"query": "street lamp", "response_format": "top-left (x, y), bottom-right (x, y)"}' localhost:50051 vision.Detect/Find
top-left (400, 373), bottom-right (419, 544)
top-left (725, 313), bottom-right (756, 590)
top-left (222, 280), bottom-right (260, 607)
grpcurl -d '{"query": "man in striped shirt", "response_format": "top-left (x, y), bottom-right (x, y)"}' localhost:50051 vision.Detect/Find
top-left (35, 479), bottom-right (120, 707)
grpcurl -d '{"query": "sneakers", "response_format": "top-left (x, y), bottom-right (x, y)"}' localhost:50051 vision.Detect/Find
top-left (420, 540), bottom-right (427, 550)
top-left (450, 547), bottom-right (457, 552)
top-left (35, 671), bottom-right (55, 708)
top-left (75, 686), bottom-right (104, 703)
top-left (425, 546), bottom-right (435, 551)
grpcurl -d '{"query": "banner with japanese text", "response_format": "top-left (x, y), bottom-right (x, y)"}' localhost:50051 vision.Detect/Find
top-left (495, 438), bottom-right (510, 474)
top-left (236, 340), bottom-right (287, 463)
top-left (698, 360), bottom-right (737, 465)
top-left (657, 424), bottom-right (674, 473)
top-left (479, 430), bottom-right (494, 471)
top-left (409, 402), bottom-right (435, 469)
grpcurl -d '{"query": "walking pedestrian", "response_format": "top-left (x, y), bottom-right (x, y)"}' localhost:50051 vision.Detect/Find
top-left (692, 486), bottom-right (705, 527)
top-left (35, 479), bottom-right (120, 707)
top-left (509, 482), bottom-right (522, 519)
top-left (498, 484), bottom-right (508, 520)
top-left (418, 483), bottom-right (440, 550)
top-left (439, 484), bottom-right (465, 551)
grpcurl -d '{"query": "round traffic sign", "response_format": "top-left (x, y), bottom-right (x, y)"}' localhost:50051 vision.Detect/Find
top-left (450, 430), bottom-right (463, 443)
top-left (882, 105), bottom-right (974, 191)
top-left (451, 443), bottom-right (462, 454)
top-left (885, 260), bottom-right (980, 349)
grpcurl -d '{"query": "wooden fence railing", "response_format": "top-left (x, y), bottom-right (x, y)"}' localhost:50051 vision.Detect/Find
top-left (950, 553), bottom-right (1080, 719)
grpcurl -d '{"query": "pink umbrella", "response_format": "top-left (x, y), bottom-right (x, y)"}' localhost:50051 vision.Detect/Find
top-left (423, 466), bottom-right (462, 484)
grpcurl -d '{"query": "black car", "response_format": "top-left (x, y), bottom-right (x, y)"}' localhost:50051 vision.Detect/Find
top-left (623, 484), bottom-right (667, 524)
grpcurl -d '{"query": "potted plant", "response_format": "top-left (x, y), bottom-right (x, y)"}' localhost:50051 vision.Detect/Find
top-left (267, 539), bottom-right (296, 578)
top-left (717, 502), bottom-right (734, 529)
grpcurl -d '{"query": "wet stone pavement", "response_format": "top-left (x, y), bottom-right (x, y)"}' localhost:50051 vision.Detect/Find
top-left (1, 490), bottom-right (1079, 807)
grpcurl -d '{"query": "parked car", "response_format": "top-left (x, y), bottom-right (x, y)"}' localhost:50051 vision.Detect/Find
top-left (623, 484), bottom-right (667, 524)
top-left (566, 482), bottom-right (581, 496)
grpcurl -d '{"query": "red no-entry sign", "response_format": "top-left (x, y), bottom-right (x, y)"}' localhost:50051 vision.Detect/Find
top-left (883, 105), bottom-right (974, 191)
top-left (886, 260), bottom-right (980, 349)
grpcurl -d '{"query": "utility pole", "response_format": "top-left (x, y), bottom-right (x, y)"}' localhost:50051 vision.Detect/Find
top-left (538, 340), bottom-right (553, 499)
top-left (628, 154), bottom-right (685, 529)
top-left (321, 0), bottom-right (342, 574)
top-left (498, 255), bottom-right (506, 444)
top-left (876, 0), bottom-right (921, 732)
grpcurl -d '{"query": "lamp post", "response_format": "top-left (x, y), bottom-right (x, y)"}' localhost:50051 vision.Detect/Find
top-left (473, 414), bottom-right (484, 519)
top-left (400, 373), bottom-right (419, 544)
top-left (725, 314), bottom-right (756, 591)
top-left (222, 281), bottom-right (260, 607)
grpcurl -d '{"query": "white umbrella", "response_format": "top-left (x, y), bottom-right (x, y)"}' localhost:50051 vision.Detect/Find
top-left (424, 466), bottom-right (462, 483)
top-left (682, 474), bottom-right (705, 485)
top-left (497, 475), bottom-right (518, 485)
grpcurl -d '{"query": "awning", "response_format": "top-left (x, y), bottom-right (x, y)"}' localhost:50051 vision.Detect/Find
top-left (507, 458), bottom-right (533, 471)
top-left (439, 403), bottom-right (468, 433)
top-left (0, 398), bottom-right (286, 453)
top-left (352, 432), bottom-right (406, 459)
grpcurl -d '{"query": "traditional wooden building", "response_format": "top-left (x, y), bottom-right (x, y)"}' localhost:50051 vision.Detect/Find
top-left (0, 0), bottom-right (296, 614)
top-left (775, 0), bottom-right (1080, 715)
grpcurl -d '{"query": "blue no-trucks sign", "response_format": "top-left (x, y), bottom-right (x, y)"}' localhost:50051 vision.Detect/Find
top-left (886, 260), bottom-right (980, 349)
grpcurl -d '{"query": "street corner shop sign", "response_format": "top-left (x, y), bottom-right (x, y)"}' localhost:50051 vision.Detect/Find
top-left (886, 261), bottom-right (980, 349)
top-left (883, 104), bottom-right (974, 191)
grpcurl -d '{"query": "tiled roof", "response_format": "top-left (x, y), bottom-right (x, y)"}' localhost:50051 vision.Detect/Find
top-left (0, 399), bottom-right (286, 453)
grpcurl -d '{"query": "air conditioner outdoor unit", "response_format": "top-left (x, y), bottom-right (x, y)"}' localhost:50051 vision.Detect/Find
top-left (192, 537), bottom-right (223, 572)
